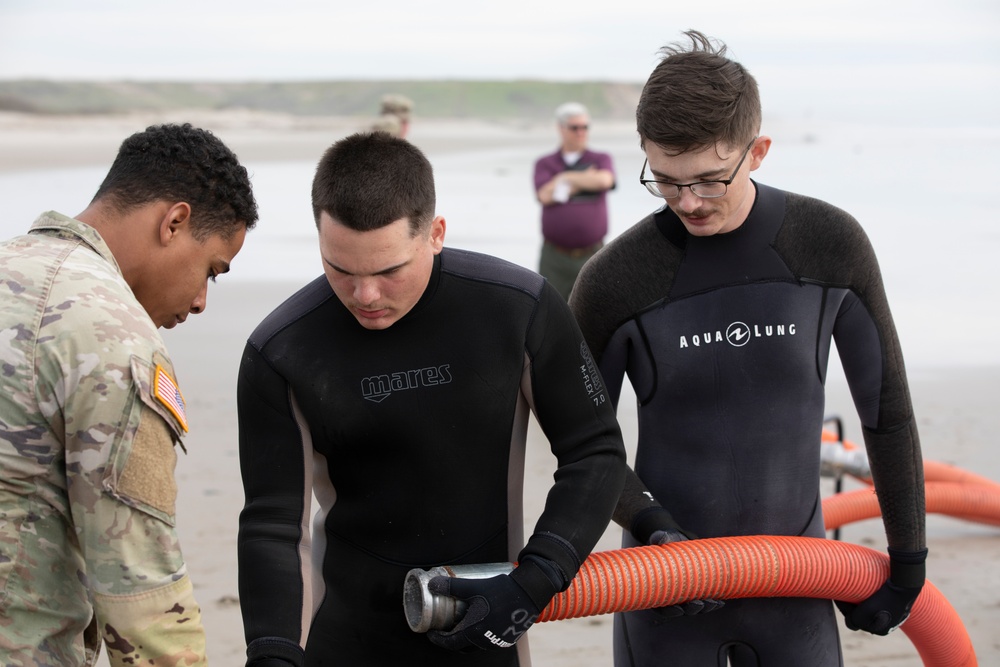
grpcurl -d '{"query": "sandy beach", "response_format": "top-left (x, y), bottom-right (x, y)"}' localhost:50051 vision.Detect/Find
top-left (2, 110), bottom-right (998, 666)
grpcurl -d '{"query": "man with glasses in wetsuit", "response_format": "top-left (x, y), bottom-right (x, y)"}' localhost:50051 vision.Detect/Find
top-left (570, 30), bottom-right (927, 666)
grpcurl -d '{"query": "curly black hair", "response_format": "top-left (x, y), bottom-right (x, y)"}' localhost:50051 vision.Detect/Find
top-left (92, 123), bottom-right (258, 240)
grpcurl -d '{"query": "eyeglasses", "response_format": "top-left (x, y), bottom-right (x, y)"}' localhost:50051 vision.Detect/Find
top-left (565, 124), bottom-right (589, 132)
top-left (639, 138), bottom-right (756, 199)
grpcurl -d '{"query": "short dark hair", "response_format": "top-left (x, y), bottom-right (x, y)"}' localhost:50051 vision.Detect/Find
top-left (637, 30), bottom-right (761, 154)
top-left (92, 123), bottom-right (258, 241)
top-left (311, 131), bottom-right (435, 235)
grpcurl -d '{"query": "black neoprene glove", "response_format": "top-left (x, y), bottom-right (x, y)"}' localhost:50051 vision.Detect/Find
top-left (633, 508), bottom-right (725, 618)
top-left (426, 555), bottom-right (562, 652)
top-left (836, 547), bottom-right (927, 635)
top-left (245, 636), bottom-right (304, 667)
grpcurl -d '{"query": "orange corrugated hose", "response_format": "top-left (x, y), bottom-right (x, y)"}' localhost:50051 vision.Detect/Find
top-left (537, 536), bottom-right (977, 667)
top-left (921, 460), bottom-right (1000, 489)
top-left (823, 481), bottom-right (1000, 529)
top-left (822, 428), bottom-right (1000, 525)
top-left (529, 433), bottom-right (991, 665)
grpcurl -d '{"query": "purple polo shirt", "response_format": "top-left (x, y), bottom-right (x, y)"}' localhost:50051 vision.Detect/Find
top-left (533, 148), bottom-right (615, 248)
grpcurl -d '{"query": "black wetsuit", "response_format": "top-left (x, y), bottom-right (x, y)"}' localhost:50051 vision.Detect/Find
top-left (237, 249), bottom-right (626, 667)
top-left (570, 183), bottom-right (925, 666)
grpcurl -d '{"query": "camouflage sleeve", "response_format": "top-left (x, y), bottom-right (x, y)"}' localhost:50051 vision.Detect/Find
top-left (54, 341), bottom-right (208, 664)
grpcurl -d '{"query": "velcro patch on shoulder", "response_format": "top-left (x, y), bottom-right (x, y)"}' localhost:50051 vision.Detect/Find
top-left (116, 405), bottom-right (179, 519)
top-left (153, 364), bottom-right (189, 433)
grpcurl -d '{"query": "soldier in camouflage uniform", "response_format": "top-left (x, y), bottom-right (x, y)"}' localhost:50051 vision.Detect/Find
top-left (0, 123), bottom-right (258, 666)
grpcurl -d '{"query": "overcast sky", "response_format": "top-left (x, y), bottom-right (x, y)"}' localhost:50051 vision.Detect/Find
top-left (1, 0), bottom-right (998, 124)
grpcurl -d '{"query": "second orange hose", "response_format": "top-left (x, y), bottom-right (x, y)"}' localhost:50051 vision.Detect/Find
top-left (823, 481), bottom-right (1000, 529)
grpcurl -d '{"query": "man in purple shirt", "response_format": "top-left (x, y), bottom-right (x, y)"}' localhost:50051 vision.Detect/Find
top-left (533, 102), bottom-right (615, 300)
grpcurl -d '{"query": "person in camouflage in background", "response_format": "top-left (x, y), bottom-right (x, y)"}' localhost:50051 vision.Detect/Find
top-left (0, 123), bottom-right (258, 666)
top-left (375, 93), bottom-right (413, 138)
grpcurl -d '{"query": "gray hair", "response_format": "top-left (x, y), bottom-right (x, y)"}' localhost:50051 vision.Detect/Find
top-left (555, 102), bottom-right (589, 125)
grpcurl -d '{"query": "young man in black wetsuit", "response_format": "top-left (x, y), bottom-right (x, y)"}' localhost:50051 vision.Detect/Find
top-left (570, 31), bottom-right (927, 666)
top-left (236, 132), bottom-right (626, 667)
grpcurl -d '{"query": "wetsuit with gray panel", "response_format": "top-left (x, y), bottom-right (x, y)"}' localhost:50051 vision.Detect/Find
top-left (238, 248), bottom-right (626, 666)
top-left (571, 182), bottom-right (925, 667)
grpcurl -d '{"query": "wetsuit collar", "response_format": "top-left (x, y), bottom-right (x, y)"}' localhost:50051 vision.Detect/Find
top-left (397, 252), bottom-right (442, 324)
top-left (655, 179), bottom-right (772, 248)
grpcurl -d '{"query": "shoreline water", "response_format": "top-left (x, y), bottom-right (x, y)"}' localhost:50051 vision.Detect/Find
top-left (2, 111), bottom-right (998, 665)
top-left (5, 109), bottom-right (998, 369)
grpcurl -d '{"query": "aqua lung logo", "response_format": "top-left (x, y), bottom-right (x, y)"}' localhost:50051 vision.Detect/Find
top-left (361, 364), bottom-right (452, 402)
top-left (727, 321), bottom-right (751, 347)
top-left (679, 321), bottom-right (797, 349)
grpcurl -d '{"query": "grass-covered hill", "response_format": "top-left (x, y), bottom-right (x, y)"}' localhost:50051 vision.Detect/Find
top-left (0, 79), bottom-right (643, 121)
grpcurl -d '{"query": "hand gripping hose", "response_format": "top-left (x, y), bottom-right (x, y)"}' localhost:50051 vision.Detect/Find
top-left (536, 536), bottom-right (976, 667)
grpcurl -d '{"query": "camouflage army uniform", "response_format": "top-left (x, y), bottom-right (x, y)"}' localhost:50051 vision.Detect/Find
top-left (0, 212), bottom-right (207, 666)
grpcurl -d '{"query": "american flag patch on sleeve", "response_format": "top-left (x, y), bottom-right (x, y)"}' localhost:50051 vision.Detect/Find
top-left (154, 364), bottom-right (189, 433)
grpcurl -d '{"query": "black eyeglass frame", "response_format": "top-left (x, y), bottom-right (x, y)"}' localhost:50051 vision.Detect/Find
top-left (639, 138), bottom-right (757, 199)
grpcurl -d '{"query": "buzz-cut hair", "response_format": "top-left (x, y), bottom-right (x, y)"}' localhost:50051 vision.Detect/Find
top-left (311, 131), bottom-right (435, 236)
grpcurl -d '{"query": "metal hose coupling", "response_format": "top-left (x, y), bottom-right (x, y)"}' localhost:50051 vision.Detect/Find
top-left (403, 562), bottom-right (514, 633)
top-left (820, 439), bottom-right (871, 479)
